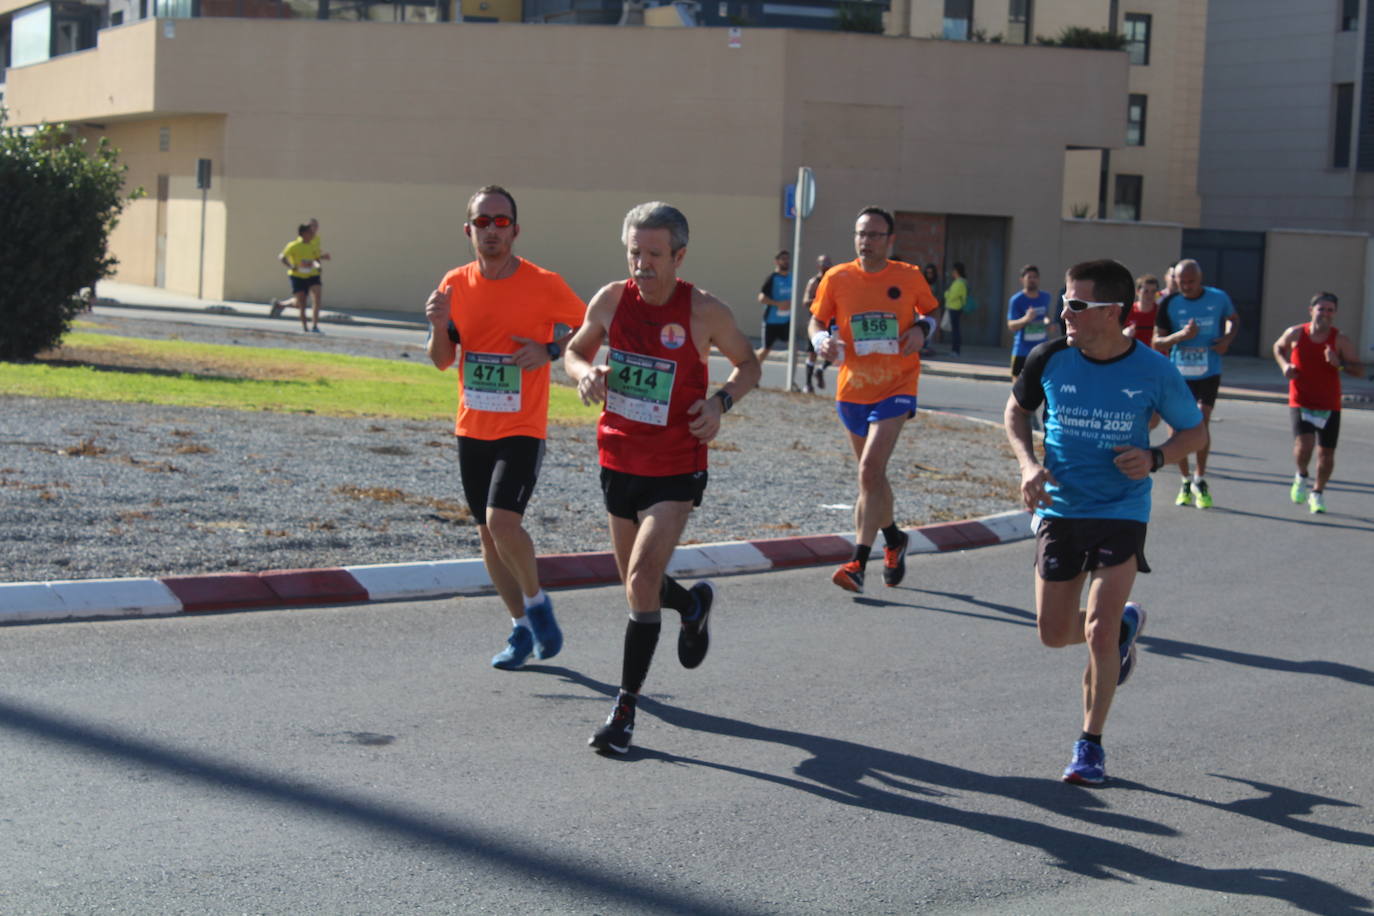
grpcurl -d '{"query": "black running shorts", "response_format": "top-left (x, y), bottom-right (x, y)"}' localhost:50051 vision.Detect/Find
top-left (760, 322), bottom-right (790, 350)
top-left (1290, 406), bottom-right (1341, 449)
top-left (1185, 375), bottom-right (1222, 408)
top-left (600, 467), bottom-right (708, 521)
top-left (457, 435), bottom-right (545, 522)
top-left (1034, 516), bottom-right (1150, 582)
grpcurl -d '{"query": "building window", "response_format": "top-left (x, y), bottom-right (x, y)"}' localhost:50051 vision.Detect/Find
top-left (1007, 0), bottom-right (1030, 44)
top-left (1127, 94), bottom-right (1147, 146)
top-left (1341, 0), bottom-right (1358, 31)
top-left (1123, 13), bottom-right (1151, 66)
top-left (1114, 174), bottom-right (1142, 221)
top-left (159, 127), bottom-right (171, 152)
top-left (942, 0), bottom-right (972, 40)
top-left (1333, 83), bottom-right (1354, 168)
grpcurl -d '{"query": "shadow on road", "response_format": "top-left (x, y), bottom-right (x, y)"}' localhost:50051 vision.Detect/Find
top-left (0, 694), bottom-right (743, 916)
top-left (550, 670), bottom-right (1370, 915)
top-left (910, 588), bottom-right (1374, 688)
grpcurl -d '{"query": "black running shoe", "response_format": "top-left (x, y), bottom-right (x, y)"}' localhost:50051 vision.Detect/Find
top-left (589, 695), bottom-right (636, 754)
top-left (678, 580), bottom-right (716, 669)
top-left (882, 530), bottom-right (909, 588)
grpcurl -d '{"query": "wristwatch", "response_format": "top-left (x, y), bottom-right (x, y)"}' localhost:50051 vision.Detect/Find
top-left (1149, 447), bottom-right (1165, 472)
top-left (714, 389), bottom-right (733, 413)
top-left (545, 341), bottom-right (562, 360)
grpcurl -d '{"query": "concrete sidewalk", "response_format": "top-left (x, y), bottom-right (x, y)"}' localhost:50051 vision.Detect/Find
top-left (93, 280), bottom-right (1374, 408)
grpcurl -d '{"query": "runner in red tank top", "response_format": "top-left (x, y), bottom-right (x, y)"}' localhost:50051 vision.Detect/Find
top-left (564, 202), bottom-right (761, 755)
top-left (1272, 292), bottom-right (1364, 513)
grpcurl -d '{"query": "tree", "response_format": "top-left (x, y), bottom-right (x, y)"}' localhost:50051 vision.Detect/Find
top-left (1036, 26), bottom-right (1127, 50)
top-left (0, 116), bottom-right (139, 361)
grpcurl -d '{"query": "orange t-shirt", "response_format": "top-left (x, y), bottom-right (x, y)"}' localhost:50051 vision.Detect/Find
top-left (439, 259), bottom-right (586, 440)
top-left (810, 259), bottom-right (939, 404)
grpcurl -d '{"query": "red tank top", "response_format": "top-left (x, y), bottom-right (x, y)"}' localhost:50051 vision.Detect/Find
top-left (1125, 302), bottom-right (1157, 344)
top-left (1288, 324), bottom-right (1342, 411)
top-left (597, 279), bottom-right (709, 476)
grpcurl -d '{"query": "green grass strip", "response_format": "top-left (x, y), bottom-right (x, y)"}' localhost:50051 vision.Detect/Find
top-left (0, 330), bottom-right (599, 422)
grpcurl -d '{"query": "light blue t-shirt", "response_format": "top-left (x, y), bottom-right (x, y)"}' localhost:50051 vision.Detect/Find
top-left (1008, 290), bottom-right (1053, 357)
top-left (1012, 339), bottom-right (1204, 523)
top-left (1156, 287), bottom-right (1237, 381)
top-left (762, 272), bottom-right (793, 324)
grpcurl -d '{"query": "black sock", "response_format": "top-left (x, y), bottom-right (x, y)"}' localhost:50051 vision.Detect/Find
top-left (621, 618), bottom-right (661, 696)
top-left (851, 544), bottom-right (872, 567)
top-left (660, 575), bottom-right (694, 616)
top-left (1079, 731), bottom-right (1103, 747)
top-left (881, 523), bottom-right (904, 546)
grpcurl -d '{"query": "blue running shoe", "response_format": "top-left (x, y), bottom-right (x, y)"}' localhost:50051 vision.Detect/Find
top-left (1062, 739), bottom-right (1106, 785)
top-left (491, 625), bottom-right (534, 670)
top-left (1118, 602), bottom-right (1147, 686)
top-left (525, 595), bottom-right (563, 660)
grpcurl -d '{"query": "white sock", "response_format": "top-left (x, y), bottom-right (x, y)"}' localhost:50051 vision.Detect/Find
top-left (1193, 473), bottom-right (1205, 484)
top-left (522, 589), bottom-right (546, 611)
top-left (513, 615), bottom-right (532, 630)
top-left (1295, 472), bottom-right (1309, 481)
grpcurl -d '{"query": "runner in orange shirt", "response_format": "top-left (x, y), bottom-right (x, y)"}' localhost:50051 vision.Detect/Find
top-left (425, 185), bottom-right (584, 670)
top-left (809, 206), bottom-right (939, 594)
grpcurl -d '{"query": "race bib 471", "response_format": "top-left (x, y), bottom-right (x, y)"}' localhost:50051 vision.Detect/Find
top-left (462, 351), bottom-right (522, 412)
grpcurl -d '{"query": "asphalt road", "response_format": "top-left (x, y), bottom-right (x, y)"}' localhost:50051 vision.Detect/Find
top-left (4, 316), bottom-right (1372, 913)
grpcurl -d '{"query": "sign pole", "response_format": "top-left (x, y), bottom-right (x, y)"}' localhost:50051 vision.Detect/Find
top-left (786, 166), bottom-right (814, 391)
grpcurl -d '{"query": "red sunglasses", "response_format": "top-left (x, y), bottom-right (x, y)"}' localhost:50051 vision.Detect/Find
top-left (470, 215), bottom-right (513, 229)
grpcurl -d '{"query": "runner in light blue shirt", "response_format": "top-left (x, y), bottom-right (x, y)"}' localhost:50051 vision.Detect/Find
top-left (1152, 259), bottom-right (1240, 509)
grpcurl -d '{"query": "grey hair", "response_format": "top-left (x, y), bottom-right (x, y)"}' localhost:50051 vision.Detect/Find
top-left (622, 202), bottom-right (689, 252)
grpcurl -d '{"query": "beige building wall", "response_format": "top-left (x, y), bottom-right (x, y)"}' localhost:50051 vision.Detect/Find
top-left (1058, 217), bottom-right (1182, 284)
top-left (8, 18), bottom-right (1125, 327)
top-left (1261, 230), bottom-right (1367, 358)
top-left (896, 1), bottom-right (1203, 227)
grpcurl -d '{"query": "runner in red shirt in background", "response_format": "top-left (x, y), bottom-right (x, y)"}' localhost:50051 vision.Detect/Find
top-left (1272, 292), bottom-right (1364, 514)
top-left (1123, 274), bottom-right (1160, 347)
top-left (565, 201), bottom-right (760, 755)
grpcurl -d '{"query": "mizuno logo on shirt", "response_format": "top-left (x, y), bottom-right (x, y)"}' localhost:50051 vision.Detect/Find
top-left (1122, 389), bottom-right (1142, 399)
top-left (1059, 384), bottom-right (1077, 394)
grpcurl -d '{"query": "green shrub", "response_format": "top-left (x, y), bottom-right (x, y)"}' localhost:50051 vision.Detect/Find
top-left (1036, 26), bottom-right (1127, 50)
top-left (0, 116), bottom-right (139, 361)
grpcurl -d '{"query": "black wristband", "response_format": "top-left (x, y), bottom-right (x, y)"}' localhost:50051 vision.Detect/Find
top-left (914, 316), bottom-right (935, 339)
top-left (446, 321), bottom-right (460, 345)
top-left (546, 341), bottom-right (562, 360)
top-left (714, 389), bottom-right (733, 413)
top-left (1150, 447), bottom-right (1165, 472)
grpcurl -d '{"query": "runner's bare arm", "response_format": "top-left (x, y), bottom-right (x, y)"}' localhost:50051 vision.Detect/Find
top-left (510, 321), bottom-right (582, 371)
top-left (1003, 393), bottom-right (1056, 511)
top-left (1334, 332), bottom-right (1366, 377)
top-left (1272, 326), bottom-right (1301, 379)
top-left (1212, 311), bottom-right (1240, 354)
top-left (686, 290), bottom-right (761, 442)
top-left (425, 288), bottom-right (456, 371)
top-left (564, 282), bottom-right (621, 406)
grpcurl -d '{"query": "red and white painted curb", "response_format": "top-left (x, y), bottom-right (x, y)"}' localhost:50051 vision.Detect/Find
top-left (0, 510), bottom-right (1032, 626)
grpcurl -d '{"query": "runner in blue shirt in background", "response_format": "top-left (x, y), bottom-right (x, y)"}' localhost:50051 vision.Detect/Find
top-left (1005, 258), bottom-right (1207, 786)
top-left (1153, 259), bottom-right (1239, 509)
top-left (1007, 264), bottom-right (1057, 379)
